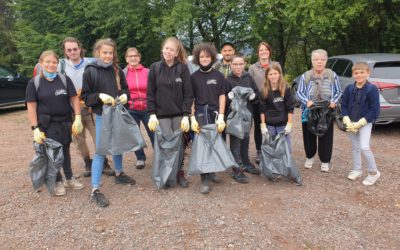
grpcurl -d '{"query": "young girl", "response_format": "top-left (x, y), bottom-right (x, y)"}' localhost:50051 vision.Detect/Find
top-left (81, 38), bottom-right (134, 207)
top-left (146, 37), bottom-right (193, 188)
top-left (124, 47), bottom-right (154, 170)
top-left (190, 42), bottom-right (226, 194)
top-left (259, 62), bottom-right (295, 150)
top-left (226, 54), bottom-right (260, 183)
top-left (26, 50), bottom-right (84, 196)
top-left (341, 62), bottom-right (380, 185)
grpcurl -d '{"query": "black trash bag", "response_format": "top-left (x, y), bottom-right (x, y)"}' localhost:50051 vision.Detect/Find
top-left (188, 124), bottom-right (238, 176)
top-left (260, 132), bottom-right (302, 185)
top-left (97, 103), bottom-right (146, 155)
top-left (29, 138), bottom-right (64, 195)
top-left (334, 102), bottom-right (346, 132)
top-left (307, 101), bottom-right (335, 137)
top-left (226, 86), bottom-right (254, 139)
top-left (151, 127), bottom-right (184, 189)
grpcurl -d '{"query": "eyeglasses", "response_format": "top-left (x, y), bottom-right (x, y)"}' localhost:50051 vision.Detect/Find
top-left (232, 63), bottom-right (244, 66)
top-left (66, 48), bottom-right (79, 53)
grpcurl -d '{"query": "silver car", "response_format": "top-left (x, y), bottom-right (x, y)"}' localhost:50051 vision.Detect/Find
top-left (292, 53), bottom-right (400, 125)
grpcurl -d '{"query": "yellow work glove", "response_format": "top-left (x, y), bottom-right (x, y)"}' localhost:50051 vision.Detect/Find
top-left (33, 127), bottom-right (46, 144)
top-left (118, 94), bottom-right (128, 105)
top-left (99, 93), bottom-right (115, 105)
top-left (72, 114), bottom-right (83, 136)
top-left (190, 116), bottom-right (200, 133)
top-left (284, 122), bottom-right (293, 135)
top-left (352, 117), bottom-right (367, 130)
top-left (148, 114), bottom-right (159, 132)
top-left (216, 113), bottom-right (226, 133)
top-left (180, 116), bottom-right (190, 133)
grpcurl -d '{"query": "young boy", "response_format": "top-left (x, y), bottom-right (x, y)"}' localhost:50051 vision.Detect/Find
top-left (341, 62), bottom-right (380, 185)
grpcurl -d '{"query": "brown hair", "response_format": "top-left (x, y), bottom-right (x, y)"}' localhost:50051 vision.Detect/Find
top-left (39, 50), bottom-right (59, 77)
top-left (62, 37), bottom-right (84, 59)
top-left (93, 38), bottom-right (121, 90)
top-left (162, 37), bottom-right (187, 64)
top-left (231, 52), bottom-right (246, 63)
top-left (352, 62), bottom-right (370, 73)
top-left (257, 41), bottom-right (272, 59)
top-left (125, 47), bottom-right (141, 59)
top-left (262, 62), bottom-right (287, 98)
top-left (191, 43), bottom-right (218, 66)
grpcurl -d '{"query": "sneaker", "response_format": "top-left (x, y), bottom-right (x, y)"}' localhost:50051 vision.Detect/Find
top-left (64, 177), bottom-right (84, 190)
top-left (231, 167), bottom-right (249, 184)
top-left (321, 163), bottom-right (330, 172)
top-left (347, 170), bottom-right (362, 180)
top-left (177, 170), bottom-right (189, 188)
top-left (362, 171), bottom-right (380, 186)
top-left (242, 162), bottom-right (261, 175)
top-left (83, 158), bottom-right (92, 177)
top-left (114, 172), bottom-right (136, 185)
top-left (91, 189), bottom-right (109, 207)
top-left (54, 181), bottom-right (66, 196)
top-left (304, 158), bottom-right (314, 169)
top-left (135, 160), bottom-right (145, 170)
top-left (102, 159), bottom-right (115, 176)
top-left (255, 150), bottom-right (261, 164)
top-left (200, 174), bottom-right (210, 194)
top-left (209, 172), bottom-right (220, 183)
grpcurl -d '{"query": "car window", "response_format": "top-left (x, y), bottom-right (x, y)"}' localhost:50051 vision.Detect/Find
top-left (343, 62), bottom-right (353, 77)
top-left (0, 67), bottom-right (14, 78)
top-left (326, 59), bottom-right (336, 69)
top-left (373, 62), bottom-right (400, 79)
top-left (331, 59), bottom-right (352, 77)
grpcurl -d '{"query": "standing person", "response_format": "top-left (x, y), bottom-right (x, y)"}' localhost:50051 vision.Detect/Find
top-left (60, 37), bottom-right (114, 177)
top-left (259, 62), bottom-right (295, 150)
top-left (213, 42), bottom-right (236, 78)
top-left (147, 37), bottom-right (193, 188)
top-left (81, 38), bottom-right (135, 207)
top-left (226, 54), bottom-right (260, 183)
top-left (26, 50), bottom-right (84, 196)
top-left (123, 47), bottom-right (154, 169)
top-left (190, 43), bottom-right (226, 194)
top-left (341, 62), bottom-right (380, 185)
top-left (297, 49), bottom-right (342, 172)
top-left (249, 41), bottom-right (273, 164)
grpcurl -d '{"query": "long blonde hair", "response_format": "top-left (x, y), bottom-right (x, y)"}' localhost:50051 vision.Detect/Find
top-left (93, 38), bottom-right (121, 90)
top-left (39, 50), bottom-right (59, 78)
top-left (162, 37), bottom-right (187, 64)
top-left (262, 62), bottom-right (287, 98)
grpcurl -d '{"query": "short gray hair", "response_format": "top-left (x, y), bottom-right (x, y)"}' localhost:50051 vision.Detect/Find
top-left (311, 49), bottom-right (328, 60)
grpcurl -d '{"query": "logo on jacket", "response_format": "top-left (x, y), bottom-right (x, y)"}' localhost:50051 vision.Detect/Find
top-left (207, 79), bottom-right (217, 85)
top-left (175, 77), bottom-right (182, 83)
top-left (55, 89), bottom-right (68, 96)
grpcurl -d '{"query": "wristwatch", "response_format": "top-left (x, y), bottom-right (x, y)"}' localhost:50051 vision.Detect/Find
top-left (31, 125), bottom-right (39, 130)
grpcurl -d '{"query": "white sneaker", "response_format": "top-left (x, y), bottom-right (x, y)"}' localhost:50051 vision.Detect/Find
top-left (347, 170), bottom-right (362, 180)
top-left (321, 163), bottom-right (330, 172)
top-left (54, 181), bottom-right (66, 196)
top-left (304, 158), bottom-right (314, 169)
top-left (362, 171), bottom-right (380, 186)
top-left (64, 177), bottom-right (84, 190)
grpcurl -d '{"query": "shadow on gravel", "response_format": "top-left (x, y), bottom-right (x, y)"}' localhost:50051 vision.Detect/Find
top-left (0, 105), bottom-right (26, 115)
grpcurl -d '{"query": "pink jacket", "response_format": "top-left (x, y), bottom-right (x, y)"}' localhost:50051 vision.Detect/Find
top-left (124, 64), bottom-right (149, 111)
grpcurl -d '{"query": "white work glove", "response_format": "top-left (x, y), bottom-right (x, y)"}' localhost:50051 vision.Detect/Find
top-left (248, 93), bottom-right (256, 101)
top-left (284, 122), bottom-right (293, 135)
top-left (216, 113), bottom-right (226, 133)
top-left (180, 116), bottom-right (190, 132)
top-left (190, 115), bottom-right (200, 133)
top-left (148, 114), bottom-right (159, 132)
top-left (99, 93), bottom-right (115, 105)
top-left (260, 123), bottom-right (268, 135)
top-left (352, 117), bottom-right (367, 130)
top-left (118, 94), bottom-right (128, 105)
top-left (227, 92), bottom-right (234, 100)
top-left (72, 114), bottom-right (83, 136)
top-left (33, 127), bottom-right (46, 144)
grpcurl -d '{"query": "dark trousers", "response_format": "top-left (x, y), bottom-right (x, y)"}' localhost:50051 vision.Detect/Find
top-left (230, 133), bottom-right (250, 165)
top-left (128, 109), bottom-right (155, 161)
top-left (301, 122), bottom-right (334, 163)
top-left (252, 104), bottom-right (262, 151)
top-left (56, 143), bottom-right (72, 182)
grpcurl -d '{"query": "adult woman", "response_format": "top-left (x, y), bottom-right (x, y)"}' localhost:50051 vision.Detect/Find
top-left (296, 49), bottom-right (342, 172)
top-left (26, 50), bottom-right (84, 196)
top-left (124, 47), bottom-right (154, 169)
top-left (248, 41), bottom-right (273, 164)
top-left (147, 37), bottom-right (193, 188)
top-left (81, 38), bottom-right (134, 207)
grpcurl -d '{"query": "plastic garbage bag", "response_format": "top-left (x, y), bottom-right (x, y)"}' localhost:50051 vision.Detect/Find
top-left (260, 132), bottom-right (302, 185)
top-left (97, 103), bottom-right (146, 155)
top-left (307, 101), bottom-right (335, 137)
top-left (151, 127), bottom-right (184, 189)
top-left (188, 124), bottom-right (238, 176)
top-left (226, 86), bottom-right (254, 139)
top-left (29, 138), bottom-right (64, 194)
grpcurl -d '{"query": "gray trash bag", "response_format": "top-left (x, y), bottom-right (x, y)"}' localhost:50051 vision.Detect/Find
top-left (226, 86), bottom-right (254, 139)
top-left (29, 138), bottom-right (64, 195)
top-left (151, 127), bottom-right (184, 189)
top-left (188, 124), bottom-right (238, 176)
top-left (96, 103), bottom-right (146, 155)
top-left (260, 132), bottom-right (302, 185)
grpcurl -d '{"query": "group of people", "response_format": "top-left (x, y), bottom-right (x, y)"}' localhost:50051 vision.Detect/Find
top-left (26, 36), bottom-right (381, 208)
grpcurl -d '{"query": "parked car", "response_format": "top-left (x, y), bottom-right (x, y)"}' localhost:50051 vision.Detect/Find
top-left (291, 53), bottom-right (400, 125)
top-left (0, 66), bottom-right (30, 107)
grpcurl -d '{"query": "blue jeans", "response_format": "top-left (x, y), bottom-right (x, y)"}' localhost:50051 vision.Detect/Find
top-left (92, 114), bottom-right (123, 189)
top-left (266, 125), bottom-right (292, 153)
top-left (128, 109), bottom-right (154, 161)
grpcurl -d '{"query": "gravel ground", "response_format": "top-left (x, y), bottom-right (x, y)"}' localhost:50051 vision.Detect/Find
top-left (0, 106), bottom-right (399, 249)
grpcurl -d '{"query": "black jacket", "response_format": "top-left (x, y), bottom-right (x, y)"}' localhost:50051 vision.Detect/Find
top-left (146, 59), bottom-right (193, 118)
top-left (226, 72), bottom-right (259, 113)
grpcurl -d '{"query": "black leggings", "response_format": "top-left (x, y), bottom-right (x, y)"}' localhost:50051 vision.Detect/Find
top-left (252, 104), bottom-right (262, 151)
top-left (301, 122), bottom-right (334, 163)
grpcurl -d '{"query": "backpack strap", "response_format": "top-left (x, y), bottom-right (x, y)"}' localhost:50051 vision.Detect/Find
top-left (304, 69), bottom-right (335, 85)
top-left (34, 73), bottom-right (67, 91)
top-left (123, 67), bottom-right (128, 78)
top-left (60, 59), bottom-right (66, 75)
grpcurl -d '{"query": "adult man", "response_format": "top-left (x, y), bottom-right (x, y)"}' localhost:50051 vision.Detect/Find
top-left (213, 42), bottom-right (236, 78)
top-left (59, 37), bottom-right (114, 177)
